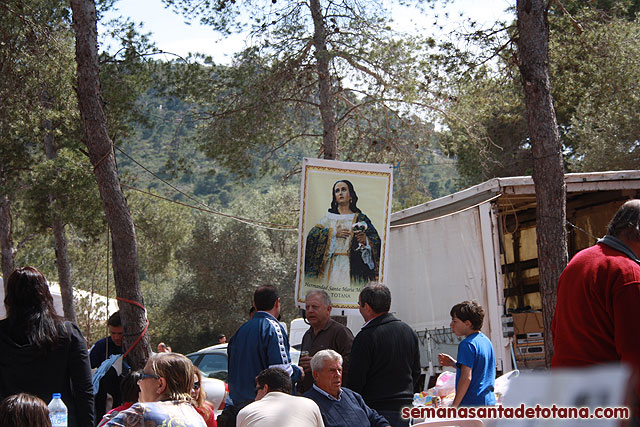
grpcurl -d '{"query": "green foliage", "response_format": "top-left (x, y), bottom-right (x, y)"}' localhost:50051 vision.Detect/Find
top-left (23, 149), bottom-right (104, 236)
top-left (0, 0), bottom-right (70, 193)
top-left (11, 215), bottom-right (57, 277)
top-left (158, 0), bottom-right (443, 189)
top-left (558, 0), bottom-right (639, 19)
top-left (74, 291), bottom-right (115, 346)
top-left (1, 0), bottom-right (183, 345)
top-left (441, 3), bottom-right (640, 184)
top-left (151, 185), bottom-right (300, 353)
top-left (4, 0), bottom-right (459, 353)
top-left (128, 191), bottom-right (193, 278)
top-left (550, 10), bottom-right (640, 171)
top-left (440, 68), bottom-right (531, 186)
top-left (99, 19), bottom-right (160, 144)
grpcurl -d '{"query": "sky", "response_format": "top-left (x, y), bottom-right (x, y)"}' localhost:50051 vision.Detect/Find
top-left (99, 0), bottom-right (515, 64)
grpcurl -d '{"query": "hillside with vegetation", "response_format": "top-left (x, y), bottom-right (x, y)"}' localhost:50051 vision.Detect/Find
top-left (117, 86), bottom-right (459, 210)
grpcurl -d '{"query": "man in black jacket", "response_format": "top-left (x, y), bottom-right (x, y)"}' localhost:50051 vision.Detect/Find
top-left (89, 311), bottom-right (124, 425)
top-left (346, 284), bottom-right (420, 427)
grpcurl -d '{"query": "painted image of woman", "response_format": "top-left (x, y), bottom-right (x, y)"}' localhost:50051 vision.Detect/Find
top-left (304, 180), bottom-right (381, 287)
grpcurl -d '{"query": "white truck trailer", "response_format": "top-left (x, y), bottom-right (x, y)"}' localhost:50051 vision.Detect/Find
top-left (386, 170), bottom-right (640, 384)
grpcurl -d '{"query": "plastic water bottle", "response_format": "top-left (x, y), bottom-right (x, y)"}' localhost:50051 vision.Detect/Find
top-left (48, 393), bottom-right (68, 427)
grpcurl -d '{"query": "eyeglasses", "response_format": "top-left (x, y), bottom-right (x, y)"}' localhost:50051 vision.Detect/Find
top-left (193, 381), bottom-right (201, 390)
top-left (139, 372), bottom-right (160, 381)
top-left (254, 384), bottom-right (264, 395)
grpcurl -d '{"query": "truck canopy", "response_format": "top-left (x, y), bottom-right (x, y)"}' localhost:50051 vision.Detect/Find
top-left (387, 170), bottom-right (640, 375)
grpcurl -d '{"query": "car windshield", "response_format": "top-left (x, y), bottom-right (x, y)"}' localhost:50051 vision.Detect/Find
top-left (190, 345), bottom-right (300, 383)
top-left (198, 352), bottom-right (228, 382)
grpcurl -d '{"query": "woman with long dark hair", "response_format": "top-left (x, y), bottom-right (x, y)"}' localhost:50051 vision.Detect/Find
top-left (305, 180), bottom-right (381, 287)
top-left (0, 267), bottom-right (94, 427)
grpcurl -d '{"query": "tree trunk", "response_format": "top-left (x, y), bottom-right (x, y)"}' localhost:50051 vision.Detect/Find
top-left (0, 194), bottom-right (14, 289)
top-left (516, 0), bottom-right (568, 367)
top-left (310, 0), bottom-right (338, 160)
top-left (52, 217), bottom-right (77, 321)
top-left (69, 0), bottom-right (150, 369)
top-left (42, 89), bottom-right (77, 323)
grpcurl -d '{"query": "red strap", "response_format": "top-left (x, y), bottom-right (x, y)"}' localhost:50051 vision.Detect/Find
top-left (116, 297), bottom-right (149, 360)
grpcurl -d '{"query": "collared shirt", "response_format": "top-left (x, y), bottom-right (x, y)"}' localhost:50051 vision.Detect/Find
top-left (300, 319), bottom-right (354, 393)
top-left (312, 384), bottom-right (343, 401)
top-left (361, 312), bottom-right (385, 329)
top-left (237, 392), bottom-right (324, 427)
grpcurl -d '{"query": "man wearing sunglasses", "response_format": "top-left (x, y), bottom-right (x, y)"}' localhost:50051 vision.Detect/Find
top-left (236, 368), bottom-right (324, 427)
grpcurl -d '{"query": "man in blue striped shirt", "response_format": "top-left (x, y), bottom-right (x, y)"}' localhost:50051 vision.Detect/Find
top-left (218, 285), bottom-right (303, 427)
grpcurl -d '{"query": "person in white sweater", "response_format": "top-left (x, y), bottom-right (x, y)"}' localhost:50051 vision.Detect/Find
top-left (236, 368), bottom-right (324, 427)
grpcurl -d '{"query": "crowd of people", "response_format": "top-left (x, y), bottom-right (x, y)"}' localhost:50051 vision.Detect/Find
top-left (1, 199), bottom-right (639, 426)
top-left (0, 267), bottom-right (216, 427)
top-left (218, 283), bottom-right (414, 427)
top-left (218, 283), bottom-right (497, 427)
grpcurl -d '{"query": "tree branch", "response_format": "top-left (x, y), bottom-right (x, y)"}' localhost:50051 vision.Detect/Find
top-left (332, 51), bottom-right (385, 85)
top-left (550, 0), bottom-right (584, 34)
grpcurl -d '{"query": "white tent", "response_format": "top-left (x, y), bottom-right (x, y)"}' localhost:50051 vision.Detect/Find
top-left (0, 277), bottom-right (118, 321)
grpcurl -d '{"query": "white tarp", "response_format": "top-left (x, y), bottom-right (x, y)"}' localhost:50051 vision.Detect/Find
top-left (387, 205), bottom-right (490, 331)
top-left (387, 201), bottom-right (509, 372)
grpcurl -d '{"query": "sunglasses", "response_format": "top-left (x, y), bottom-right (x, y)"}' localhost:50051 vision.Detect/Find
top-left (193, 381), bottom-right (201, 390)
top-left (139, 372), bottom-right (160, 381)
top-left (254, 384), bottom-right (264, 395)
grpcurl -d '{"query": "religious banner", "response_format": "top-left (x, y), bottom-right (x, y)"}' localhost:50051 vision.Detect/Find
top-left (295, 158), bottom-right (393, 313)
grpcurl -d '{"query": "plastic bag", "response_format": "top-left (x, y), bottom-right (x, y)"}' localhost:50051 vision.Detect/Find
top-left (433, 371), bottom-right (456, 397)
top-left (494, 369), bottom-right (519, 404)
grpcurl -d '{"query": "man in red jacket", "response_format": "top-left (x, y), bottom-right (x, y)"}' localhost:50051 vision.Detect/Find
top-left (552, 199), bottom-right (640, 409)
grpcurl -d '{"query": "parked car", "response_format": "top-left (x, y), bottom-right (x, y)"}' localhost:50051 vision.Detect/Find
top-left (187, 344), bottom-right (228, 414)
top-left (199, 376), bottom-right (227, 415)
top-left (188, 344), bottom-right (230, 382)
top-left (187, 343), bottom-right (301, 380)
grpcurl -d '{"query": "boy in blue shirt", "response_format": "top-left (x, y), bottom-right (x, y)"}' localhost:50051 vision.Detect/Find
top-left (438, 301), bottom-right (496, 407)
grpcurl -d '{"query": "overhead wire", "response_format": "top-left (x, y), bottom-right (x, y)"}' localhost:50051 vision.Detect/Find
top-left (113, 144), bottom-right (458, 232)
top-left (566, 220), bottom-right (599, 243)
top-left (120, 183), bottom-right (297, 231)
top-left (389, 194), bottom-right (502, 228)
top-left (113, 145), bottom-right (297, 231)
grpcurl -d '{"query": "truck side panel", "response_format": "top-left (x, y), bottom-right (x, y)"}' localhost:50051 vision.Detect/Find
top-left (387, 202), bottom-right (507, 373)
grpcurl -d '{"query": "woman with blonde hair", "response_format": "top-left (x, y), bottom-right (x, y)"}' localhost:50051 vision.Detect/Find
top-left (0, 393), bottom-right (51, 427)
top-left (191, 367), bottom-right (217, 427)
top-left (103, 352), bottom-right (205, 427)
